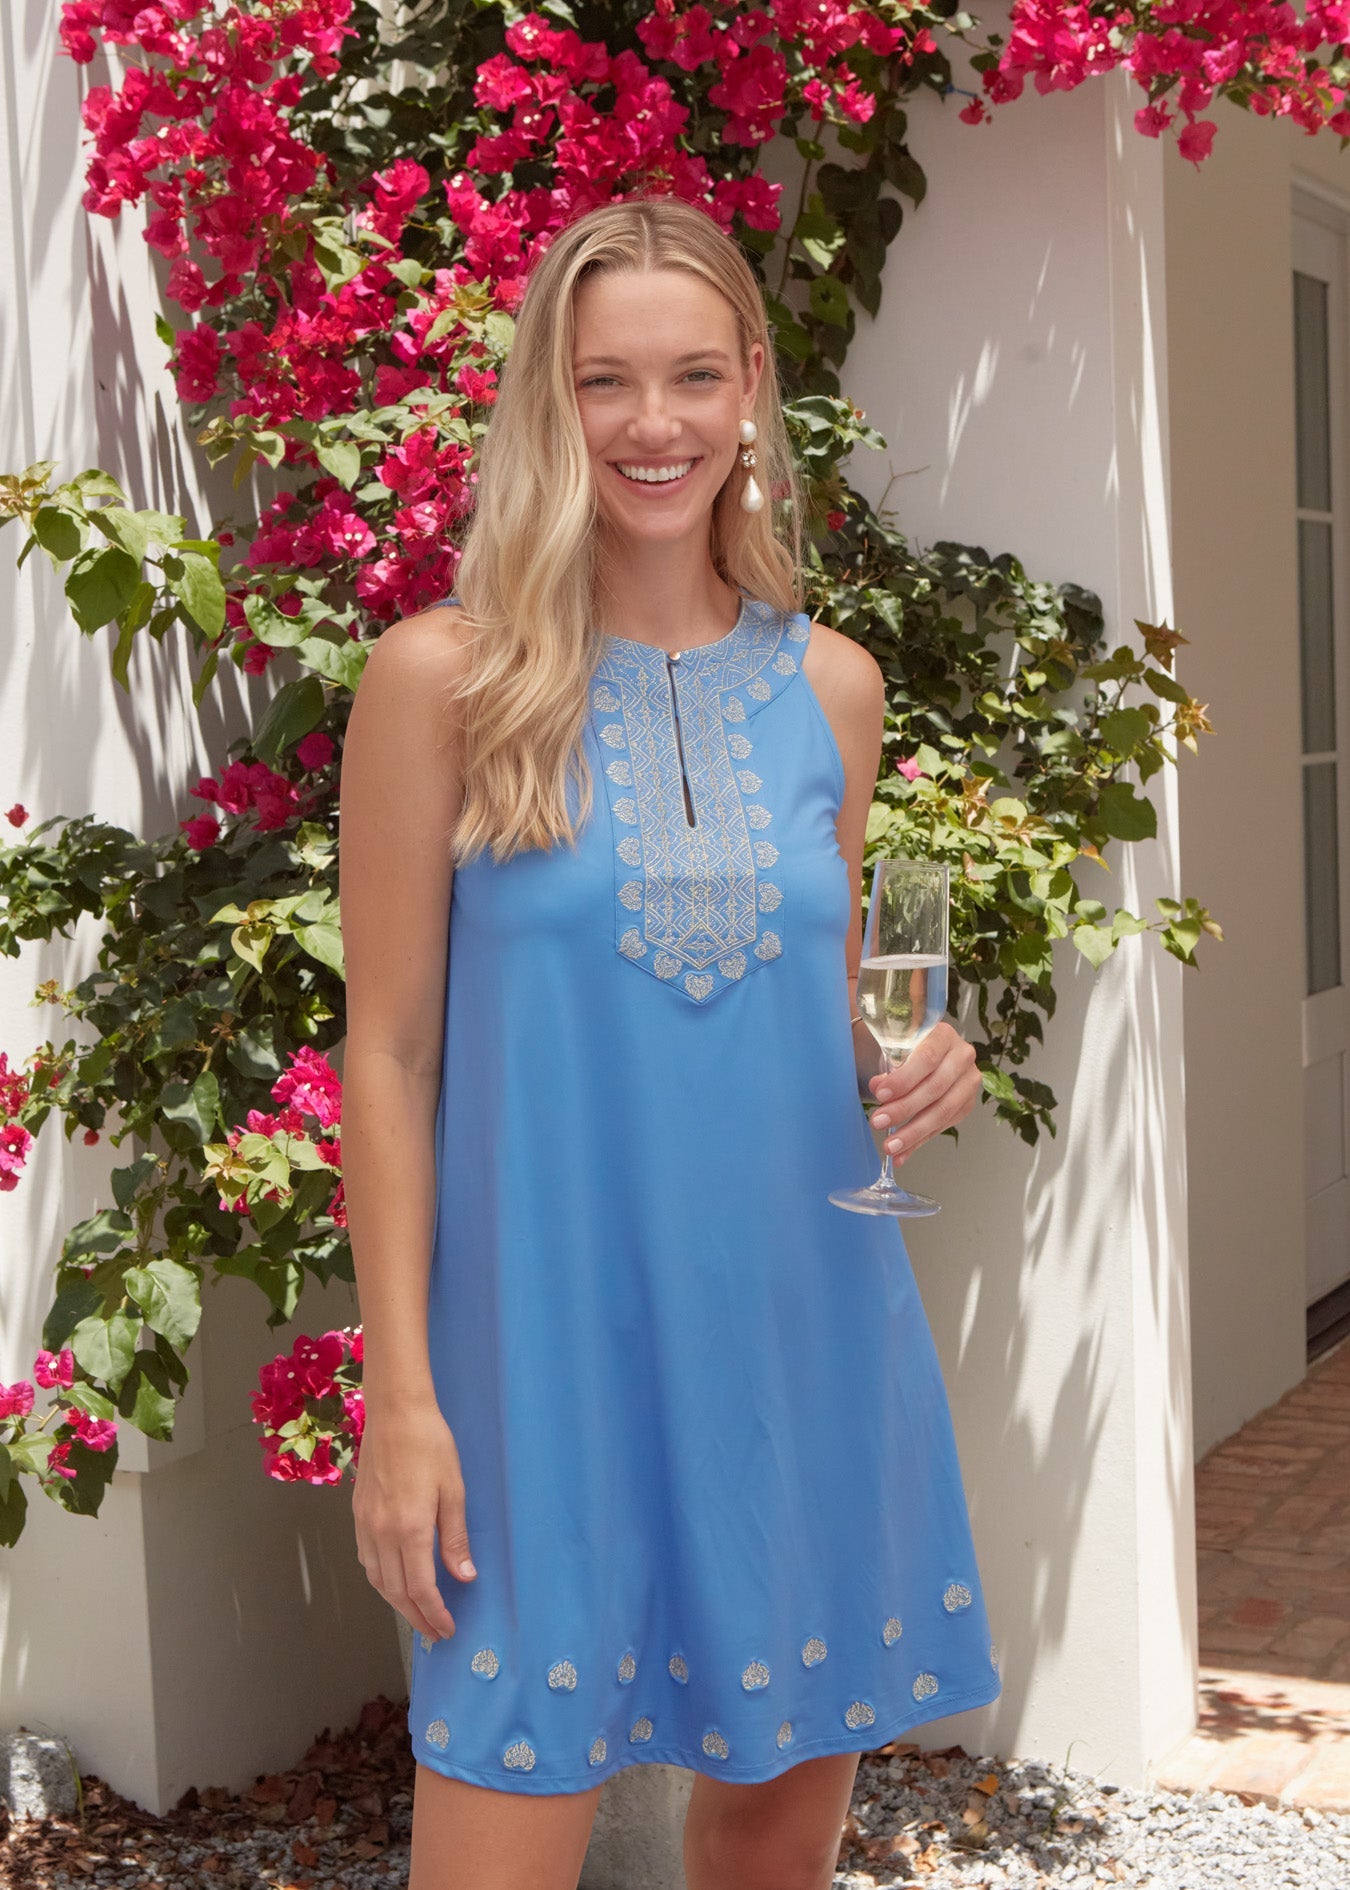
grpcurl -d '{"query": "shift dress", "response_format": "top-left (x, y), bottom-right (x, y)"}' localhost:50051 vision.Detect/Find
top-left (406, 590), bottom-right (1003, 1793)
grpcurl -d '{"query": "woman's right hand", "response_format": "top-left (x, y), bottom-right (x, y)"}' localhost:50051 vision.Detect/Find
top-left (352, 1398), bottom-right (477, 1642)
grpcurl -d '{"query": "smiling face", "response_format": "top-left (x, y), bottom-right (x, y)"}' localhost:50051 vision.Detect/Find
top-left (571, 265), bottom-right (764, 548)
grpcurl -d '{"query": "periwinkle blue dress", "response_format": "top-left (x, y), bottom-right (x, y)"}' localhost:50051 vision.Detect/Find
top-left (407, 591), bottom-right (1002, 1792)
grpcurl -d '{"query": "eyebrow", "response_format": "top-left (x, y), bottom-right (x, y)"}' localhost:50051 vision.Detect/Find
top-left (574, 349), bottom-right (734, 368)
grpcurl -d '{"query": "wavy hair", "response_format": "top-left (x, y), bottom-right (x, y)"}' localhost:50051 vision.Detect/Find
top-left (444, 194), bottom-right (804, 864)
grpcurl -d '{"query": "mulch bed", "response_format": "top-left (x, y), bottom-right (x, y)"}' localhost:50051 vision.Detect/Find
top-left (1, 1694), bottom-right (415, 1889)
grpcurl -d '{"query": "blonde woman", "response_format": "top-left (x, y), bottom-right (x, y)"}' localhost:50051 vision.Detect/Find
top-left (338, 195), bottom-right (999, 1890)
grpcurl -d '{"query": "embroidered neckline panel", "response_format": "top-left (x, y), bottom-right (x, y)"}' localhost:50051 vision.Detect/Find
top-left (590, 595), bottom-right (811, 1005)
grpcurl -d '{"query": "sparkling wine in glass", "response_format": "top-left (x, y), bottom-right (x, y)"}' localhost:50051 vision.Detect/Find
top-left (829, 857), bottom-right (950, 1218)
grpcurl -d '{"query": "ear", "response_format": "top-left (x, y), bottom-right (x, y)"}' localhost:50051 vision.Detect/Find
top-left (742, 337), bottom-right (766, 413)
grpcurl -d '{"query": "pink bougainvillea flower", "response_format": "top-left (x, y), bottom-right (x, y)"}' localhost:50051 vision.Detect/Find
top-left (66, 1407), bottom-right (118, 1451)
top-left (33, 1347), bottom-right (75, 1390)
top-left (0, 1120), bottom-right (34, 1192)
top-left (5, 804), bottom-right (27, 826)
top-left (895, 756), bottom-right (925, 782)
top-left (271, 1045), bottom-right (342, 1127)
top-left (0, 1379), bottom-right (36, 1420)
top-left (295, 730), bottom-right (334, 770)
top-left (180, 812), bottom-right (221, 851)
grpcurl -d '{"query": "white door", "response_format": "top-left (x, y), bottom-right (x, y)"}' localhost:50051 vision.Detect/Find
top-left (1294, 206), bottom-right (1350, 1306)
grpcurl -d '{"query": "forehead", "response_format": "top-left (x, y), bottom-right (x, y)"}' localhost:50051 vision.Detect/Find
top-left (572, 267), bottom-right (738, 362)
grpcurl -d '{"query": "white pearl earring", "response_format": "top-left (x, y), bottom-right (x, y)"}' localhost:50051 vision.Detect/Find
top-left (738, 417), bottom-right (763, 514)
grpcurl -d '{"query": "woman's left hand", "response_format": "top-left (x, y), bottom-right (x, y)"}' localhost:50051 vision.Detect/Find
top-left (866, 1020), bottom-right (982, 1162)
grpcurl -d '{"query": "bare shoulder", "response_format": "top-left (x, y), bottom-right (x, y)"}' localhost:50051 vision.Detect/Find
top-left (800, 617), bottom-right (885, 728)
top-left (358, 600), bottom-right (475, 696)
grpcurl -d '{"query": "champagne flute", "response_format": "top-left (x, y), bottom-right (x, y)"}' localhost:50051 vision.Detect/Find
top-left (829, 857), bottom-right (950, 1218)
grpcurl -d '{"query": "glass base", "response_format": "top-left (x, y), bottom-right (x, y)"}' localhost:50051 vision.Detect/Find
top-left (828, 1179), bottom-right (941, 1218)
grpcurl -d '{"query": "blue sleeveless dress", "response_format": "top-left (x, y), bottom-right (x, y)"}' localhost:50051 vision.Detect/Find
top-left (406, 591), bottom-right (1002, 1792)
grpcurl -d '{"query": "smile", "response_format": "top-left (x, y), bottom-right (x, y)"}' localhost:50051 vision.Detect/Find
top-left (613, 459), bottom-right (698, 486)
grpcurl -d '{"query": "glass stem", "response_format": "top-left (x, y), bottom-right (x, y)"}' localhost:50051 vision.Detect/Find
top-left (875, 1048), bottom-right (903, 1189)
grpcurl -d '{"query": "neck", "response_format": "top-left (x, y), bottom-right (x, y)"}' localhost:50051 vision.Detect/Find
top-left (594, 532), bottom-right (740, 646)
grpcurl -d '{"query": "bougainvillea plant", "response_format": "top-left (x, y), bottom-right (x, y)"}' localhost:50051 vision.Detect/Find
top-left (955, 0), bottom-right (1350, 169)
top-left (2, 0), bottom-right (1295, 1522)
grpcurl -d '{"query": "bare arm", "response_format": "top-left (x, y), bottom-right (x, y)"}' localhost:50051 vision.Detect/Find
top-left (803, 621), bottom-right (981, 1160)
top-left (338, 602), bottom-right (475, 1639)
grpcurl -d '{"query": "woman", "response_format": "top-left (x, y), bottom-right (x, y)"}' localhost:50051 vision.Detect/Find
top-left (338, 195), bottom-right (999, 1890)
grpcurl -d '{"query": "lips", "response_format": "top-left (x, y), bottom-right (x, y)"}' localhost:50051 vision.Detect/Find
top-left (611, 457), bottom-right (700, 490)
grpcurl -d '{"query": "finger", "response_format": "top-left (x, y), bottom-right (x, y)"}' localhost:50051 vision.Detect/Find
top-left (438, 1490), bottom-right (477, 1584)
top-left (405, 1535), bottom-right (459, 1642)
top-left (882, 1066), bottom-right (982, 1155)
top-left (384, 1535), bottom-right (449, 1642)
top-left (872, 1035), bottom-right (971, 1129)
top-left (868, 1023), bottom-right (957, 1103)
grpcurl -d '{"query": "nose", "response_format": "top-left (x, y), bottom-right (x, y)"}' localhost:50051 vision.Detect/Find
top-left (627, 379), bottom-right (683, 448)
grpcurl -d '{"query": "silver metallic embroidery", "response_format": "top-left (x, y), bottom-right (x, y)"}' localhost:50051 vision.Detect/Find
top-left (592, 598), bottom-right (805, 1005)
top-left (470, 1647), bottom-right (499, 1678)
top-left (617, 1650), bottom-right (637, 1683)
top-left (741, 1660), bottom-right (770, 1690)
top-left (943, 1582), bottom-right (973, 1612)
top-left (548, 1660), bottom-right (578, 1690)
top-left (425, 1718), bottom-right (450, 1750)
top-left (418, 1631), bottom-right (435, 1653)
top-left (913, 1671), bottom-right (939, 1701)
top-left (844, 1701), bottom-right (876, 1729)
top-left (882, 1617), bottom-right (904, 1645)
top-left (990, 1642), bottom-right (1000, 1672)
top-left (629, 1716), bottom-right (654, 1743)
top-left (801, 1636), bottom-right (827, 1666)
top-left (589, 1736), bottom-right (608, 1765)
top-left (503, 1740), bottom-right (536, 1770)
top-left (668, 1654), bottom-right (689, 1683)
top-left (776, 1721), bottom-right (794, 1748)
top-left (702, 1729), bottom-right (730, 1759)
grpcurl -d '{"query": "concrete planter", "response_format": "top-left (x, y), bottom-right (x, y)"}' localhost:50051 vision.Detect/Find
top-left (394, 1611), bottom-right (691, 1888)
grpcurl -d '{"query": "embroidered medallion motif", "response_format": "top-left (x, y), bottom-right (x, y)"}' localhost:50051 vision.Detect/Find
top-left (590, 595), bottom-right (811, 1005)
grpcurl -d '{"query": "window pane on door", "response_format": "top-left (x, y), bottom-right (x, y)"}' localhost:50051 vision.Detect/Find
top-left (1305, 758), bottom-right (1342, 995)
top-left (1296, 270), bottom-right (1332, 512)
top-left (1300, 517), bottom-right (1337, 754)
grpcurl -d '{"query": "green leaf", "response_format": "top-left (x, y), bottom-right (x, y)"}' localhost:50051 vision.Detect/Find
top-left (32, 506), bottom-right (84, 562)
top-left (117, 1349), bottom-right (178, 1441)
top-left (159, 1071), bottom-right (220, 1144)
top-left (70, 1309), bottom-right (140, 1389)
top-left (1073, 923), bottom-right (1116, 968)
top-left (124, 1257), bottom-right (202, 1350)
top-left (253, 674), bottom-right (328, 763)
top-left (111, 1155), bottom-right (159, 1211)
top-left (808, 274), bottom-right (851, 328)
top-left (94, 506), bottom-right (184, 562)
top-left (1099, 707), bottom-right (1153, 754)
top-left (1095, 781), bottom-right (1157, 842)
top-left (166, 549), bottom-right (226, 637)
top-left (296, 917), bottom-right (345, 975)
top-left (314, 439), bottom-right (362, 489)
top-left (66, 544), bottom-right (142, 633)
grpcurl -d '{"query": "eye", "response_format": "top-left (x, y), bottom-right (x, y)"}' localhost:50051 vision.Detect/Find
top-left (685, 369), bottom-right (721, 383)
top-left (579, 375), bottom-right (617, 389)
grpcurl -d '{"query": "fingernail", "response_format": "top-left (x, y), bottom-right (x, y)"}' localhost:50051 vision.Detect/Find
top-left (873, 1113), bottom-right (890, 1129)
top-left (887, 1137), bottom-right (904, 1153)
top-left (460, 1559), bottom-right (476, 1578)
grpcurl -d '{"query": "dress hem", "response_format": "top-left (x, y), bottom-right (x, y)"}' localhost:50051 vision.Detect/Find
top-left (412, 1672), bottom-right (1004, 1797)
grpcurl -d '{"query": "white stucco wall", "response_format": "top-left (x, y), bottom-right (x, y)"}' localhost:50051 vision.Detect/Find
top-left (1162, 111), bottom-right (1349, 1456)
top-left (842, 57), bottom-right (1196, 1781)
top-left (0, 10), bottom-right (400, 1813)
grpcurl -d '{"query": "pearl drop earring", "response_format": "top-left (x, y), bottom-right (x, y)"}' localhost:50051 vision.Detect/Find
top-left (738, 417), bottom-right (764, 514)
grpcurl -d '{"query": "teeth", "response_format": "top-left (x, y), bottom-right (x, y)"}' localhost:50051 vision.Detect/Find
top-left (617, 460), bottom-right (694, 484)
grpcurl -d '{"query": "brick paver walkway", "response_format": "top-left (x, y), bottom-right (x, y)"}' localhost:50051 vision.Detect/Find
top-left (1154, 1331), bottom-right (1350, 1808)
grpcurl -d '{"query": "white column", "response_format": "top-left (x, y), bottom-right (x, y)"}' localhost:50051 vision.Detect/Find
top-left (841, 57), bottom-right (1197, 1781)
top-left (0, 8), bottom-right (401, 1812)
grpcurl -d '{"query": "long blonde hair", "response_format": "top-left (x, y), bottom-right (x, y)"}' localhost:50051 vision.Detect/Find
top-left (446, 194), bottom-right (804, 865)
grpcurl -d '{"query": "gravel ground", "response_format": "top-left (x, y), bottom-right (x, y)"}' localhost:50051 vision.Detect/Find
top-left (6, 1702), bottom-right (1350, 1888)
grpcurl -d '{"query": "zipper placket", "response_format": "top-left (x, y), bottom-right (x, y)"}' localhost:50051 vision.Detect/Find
top-left (665, 651), bottom-right (697, 828)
